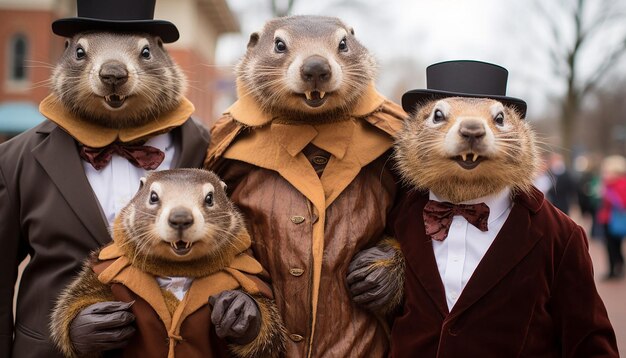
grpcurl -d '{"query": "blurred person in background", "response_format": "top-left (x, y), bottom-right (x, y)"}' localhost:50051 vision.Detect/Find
top-left (546, 152), bottom-right (577, 215)
top-left (597, 155), bottom-right (626, 280)
top-left (577, 161), bottom-right (602, 239)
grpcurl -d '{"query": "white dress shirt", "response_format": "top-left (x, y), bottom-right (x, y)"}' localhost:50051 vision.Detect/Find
top-left (430, 188), bottom-right (513, 311)
top-left (83, 132), bottom-right (177, 227)
top-left (155, 276), bottom-right (194, 300)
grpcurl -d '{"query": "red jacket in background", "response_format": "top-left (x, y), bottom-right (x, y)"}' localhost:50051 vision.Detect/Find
top-left (598, 176), bottom-right (626, 225)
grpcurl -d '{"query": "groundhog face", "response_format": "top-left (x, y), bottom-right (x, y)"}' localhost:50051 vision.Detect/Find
top-left (52, 32), bottom-right (186, 128)
top-left (395, 97), bottom-right (539, 203)
top-left (115, 169), bottom-right (244, 263)
top-left (237, 15), bottom-right (376, 122)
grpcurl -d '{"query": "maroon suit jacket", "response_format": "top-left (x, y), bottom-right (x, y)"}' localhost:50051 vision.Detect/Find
top-left (0, 119), bottom-right (209, 358)
top-left (389, 187), bottom-right (618, 358)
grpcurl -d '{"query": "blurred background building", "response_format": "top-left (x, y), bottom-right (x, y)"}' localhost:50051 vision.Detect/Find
top-left (0, 0), bottom-right (238, 141)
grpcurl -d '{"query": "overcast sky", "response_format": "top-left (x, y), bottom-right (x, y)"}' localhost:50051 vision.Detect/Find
top-left (216, 0), bottom-right (626, 119)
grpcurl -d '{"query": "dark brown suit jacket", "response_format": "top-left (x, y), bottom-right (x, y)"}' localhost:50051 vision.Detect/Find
top-left (389, 187), bottom-right (618, 358)
top-left (0, 118), bottom-right (209, 358)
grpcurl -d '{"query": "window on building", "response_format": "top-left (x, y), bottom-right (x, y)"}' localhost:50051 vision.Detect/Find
top-left (8, 34), bottom-right (28, 81)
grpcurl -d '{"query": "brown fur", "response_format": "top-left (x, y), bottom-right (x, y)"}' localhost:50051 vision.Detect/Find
top-left (368, 237), bottom-right (405, 316)
top-left (112, 169), bottom-right (249, 277)
top-left (236, 15), bottom-right (376, 123)
top-left (52, 31), bottom-right (186, 129)
top-left (49, 258), bottom-right (115, 358)
top-left (229, 295), bottom-right (288, 358)
top-left (395, 97), bottom-right (539, 203)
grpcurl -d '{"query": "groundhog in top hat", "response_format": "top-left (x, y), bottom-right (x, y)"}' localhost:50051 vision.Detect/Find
top-left (388, 60), bottom-right (617, 357)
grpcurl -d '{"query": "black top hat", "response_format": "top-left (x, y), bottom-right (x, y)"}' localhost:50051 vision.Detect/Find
top-left (52, 0), bottom-right (179, 43)
top-left (402, 60), bottom-right (527, 118)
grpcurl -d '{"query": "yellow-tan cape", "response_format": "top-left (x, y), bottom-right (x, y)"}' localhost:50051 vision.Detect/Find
top-left (39, 94), bottom-right (195, 147)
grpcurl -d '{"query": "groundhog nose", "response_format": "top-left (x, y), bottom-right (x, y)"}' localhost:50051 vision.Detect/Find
top-left (301, 55), bottom-right (332, 84)
top-left (168, 207), bottom-right (194, 230)
top-left (459, 119), bottom-right (486, 141)
top-left (99, 60), bottom-right (129, 86)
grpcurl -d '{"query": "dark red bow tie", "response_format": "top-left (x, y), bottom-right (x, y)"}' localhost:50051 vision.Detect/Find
top-left (79, 142), bottom-right (165, 170)
top-left (423, 200), bottom-right (490, 241)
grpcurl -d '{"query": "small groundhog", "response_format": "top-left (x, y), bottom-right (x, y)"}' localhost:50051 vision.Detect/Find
top-left (50, 169), bottom-right (286, 358)
top-left (389, 88), bottom-right (617, 355)
top-left (206, 15), bottom-right (406, 357)
top-left (51, 32), bottom-right (186, 128)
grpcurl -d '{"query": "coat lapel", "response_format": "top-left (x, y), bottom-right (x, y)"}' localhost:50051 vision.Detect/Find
top-left (32, 123), bottom-right (111, 246)
top-left (173, 118), bottom-right (210, 168)
top-left (401, 192), bottom-right (449, 317)
top-left (446, 191), bottom-right (544, 320)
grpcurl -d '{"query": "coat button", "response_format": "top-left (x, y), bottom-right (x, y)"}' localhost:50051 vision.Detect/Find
top-left (290, 333), bottom-right (304, 342)
top-left (289, 268), bottom-right (304, 277)
top-left (312, 155), bottom-right (328, 165)
top-left (291, 216), bottom-right (305, 224)
top-left (448, 327), bottom-right (458, 336)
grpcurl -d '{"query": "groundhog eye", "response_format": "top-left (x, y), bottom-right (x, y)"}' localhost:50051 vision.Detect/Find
top-left (75, 47), bottom-right (86, 60)
top-left (149, 191), bottom-right (159, 204)
top-left (205, 192), bottom-right (214, 207)
top-left (141, 47), bottom-right (151, 59)
top-left (433, 109), bottom-right (445, 123)
top-left (338, 38), bottom-right (348, 52)
top-left (494, 112), bottom-right (505, 126)
top-left (274, 39), bottom-right (287, 53)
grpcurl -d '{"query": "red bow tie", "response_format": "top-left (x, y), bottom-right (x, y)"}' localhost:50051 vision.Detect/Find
top-left (79, 142), bottom-right (165, 170)
top-left (423, 200), bottom-right (490, 241)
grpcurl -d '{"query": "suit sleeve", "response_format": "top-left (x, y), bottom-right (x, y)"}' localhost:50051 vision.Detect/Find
top-left (0, 163), bottom-right (27, 356)
top-left (550, 225), bottom-right (619, 357)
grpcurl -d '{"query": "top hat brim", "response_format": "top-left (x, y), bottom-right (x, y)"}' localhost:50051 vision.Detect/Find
top-left (52, 18), bottom-right (179, 43)
top-left (402, 89), bottom-right (527, 119)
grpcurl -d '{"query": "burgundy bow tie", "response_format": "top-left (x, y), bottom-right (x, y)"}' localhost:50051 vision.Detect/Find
top-left (423, 200), bottom-right (490, 241)
top-left (79, 142), bottom-right (165, 170)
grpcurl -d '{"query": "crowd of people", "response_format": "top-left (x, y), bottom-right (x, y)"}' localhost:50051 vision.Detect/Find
top-left (536, 152), bottom-right (626, 281)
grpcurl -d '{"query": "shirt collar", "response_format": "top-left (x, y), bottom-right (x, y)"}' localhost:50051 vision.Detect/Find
top-left (430, 187), bottom-right (512, 224)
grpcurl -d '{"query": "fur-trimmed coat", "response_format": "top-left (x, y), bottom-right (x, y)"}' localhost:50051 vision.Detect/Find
top-left (51, 232), bottom-right (286, 358)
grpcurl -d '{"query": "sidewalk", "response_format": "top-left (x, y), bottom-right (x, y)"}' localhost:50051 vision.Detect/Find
top-left (589, 237), bottom-right (626, 354)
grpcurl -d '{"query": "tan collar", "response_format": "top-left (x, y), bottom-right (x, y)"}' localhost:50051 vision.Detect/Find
top-left (226, 81), bottom-right (386, 127)
top-left (39, 94), bottom-right (195, 148)
top-left (270, 119), bottom-right (355, 160)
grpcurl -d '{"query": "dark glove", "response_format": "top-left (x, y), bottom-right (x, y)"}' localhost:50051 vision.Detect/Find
top-left (209, 290), bottom-right (261, 345)
top-left (69, 301), bottom-right (136, 355)
top-left (347, 245), bottom-right (400, 312)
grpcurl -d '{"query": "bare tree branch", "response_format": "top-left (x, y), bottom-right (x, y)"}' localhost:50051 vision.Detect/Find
top-left (581, 39), bottom-right (626, 96)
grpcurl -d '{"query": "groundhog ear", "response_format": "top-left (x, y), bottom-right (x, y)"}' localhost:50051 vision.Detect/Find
top-left (139, 177), bottom-right (146, 188)
top-left (219, 180), bottom-right (227, 191)
top-left (349, 27), bottom-right (355, 36)
top-left (247, 32), bottom-right (260, 49)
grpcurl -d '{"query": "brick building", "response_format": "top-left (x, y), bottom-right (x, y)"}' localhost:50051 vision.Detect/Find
top-left (0, 0), bottom-right (238, 141)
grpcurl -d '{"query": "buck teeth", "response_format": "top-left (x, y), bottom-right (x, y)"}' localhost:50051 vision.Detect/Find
top-left (472, 154), bottom-right (479, 162)
top-left (462, 153), bottom-right (467, 162)
top-left (305, 91), bottom-right (312, 100)
top-left (319, 91), bottom-right (326, 99)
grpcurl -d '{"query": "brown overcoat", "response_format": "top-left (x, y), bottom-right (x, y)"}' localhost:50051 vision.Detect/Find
top-left (0, 97), bottom-right (209, 358)
top-left (205, 84), bottom-right (406, 357)
top-left (389, 188), bottom-right (618, 357)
